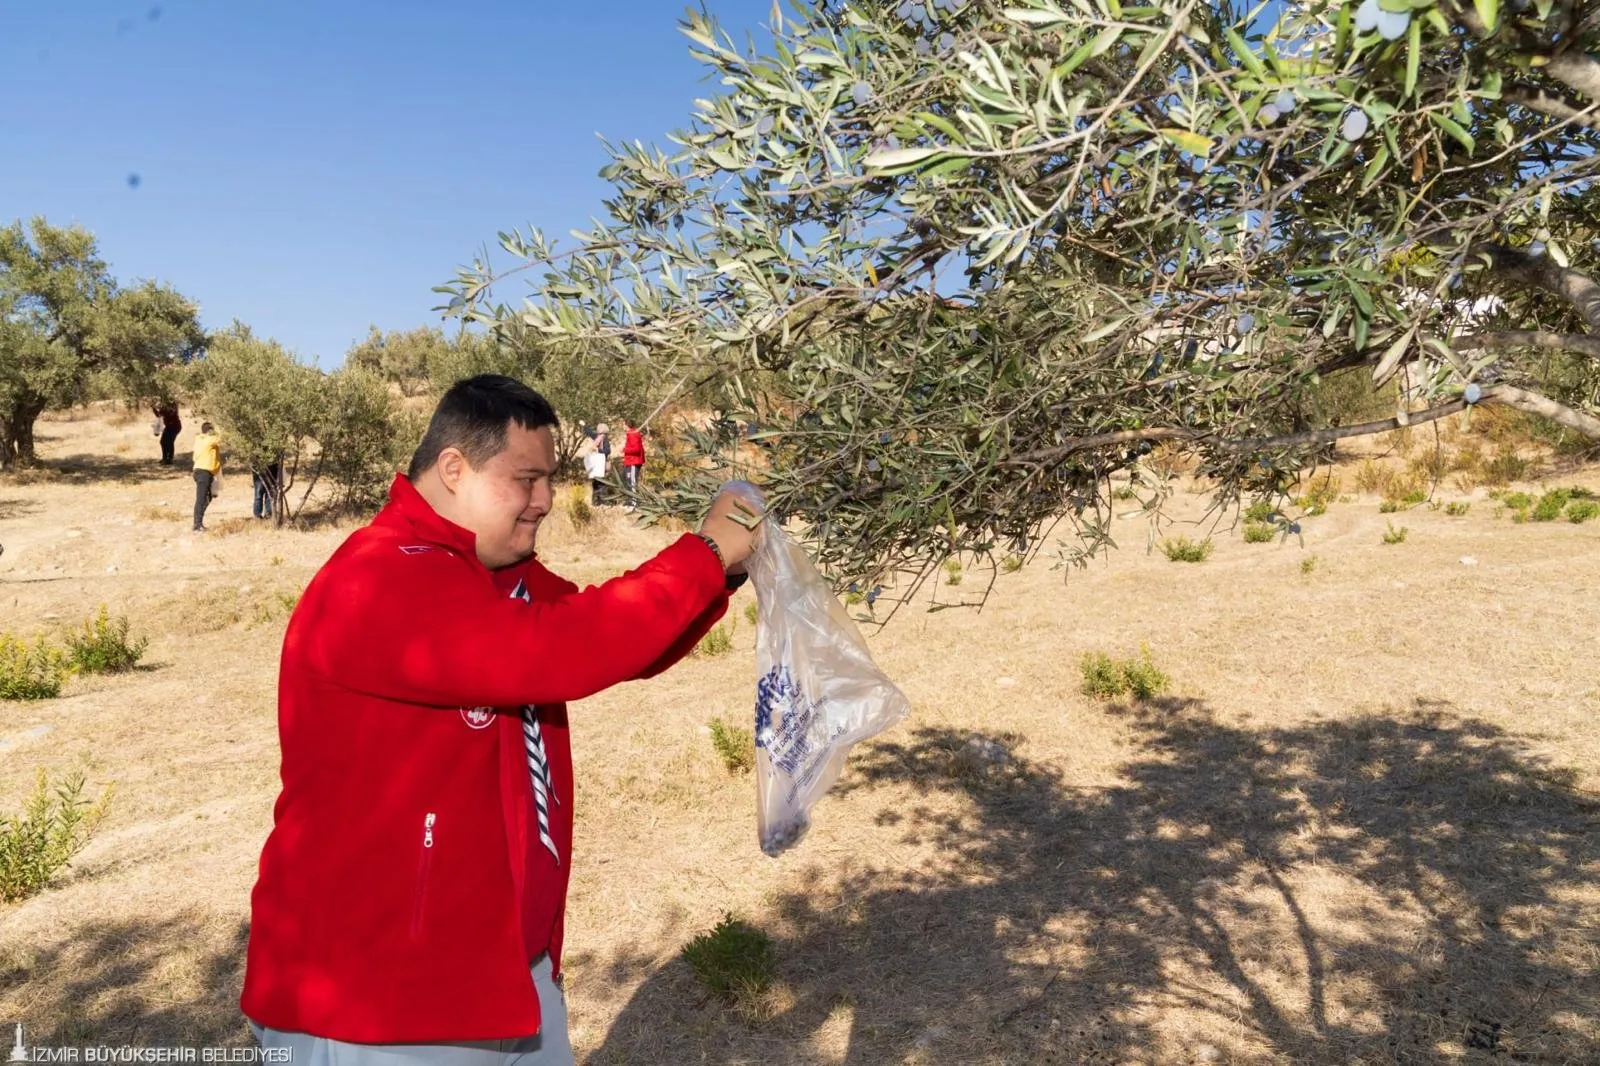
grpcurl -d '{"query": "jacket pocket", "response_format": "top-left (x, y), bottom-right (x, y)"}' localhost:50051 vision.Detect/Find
top-left (409, 812), bottom-right (436, 940)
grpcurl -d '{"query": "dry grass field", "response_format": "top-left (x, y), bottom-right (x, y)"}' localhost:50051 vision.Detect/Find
top-left (2, 405), bottom-right (1598, 1064)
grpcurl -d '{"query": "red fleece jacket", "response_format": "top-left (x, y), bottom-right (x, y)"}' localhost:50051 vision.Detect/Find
top-left (240, 475), bottom-right (729, 1044)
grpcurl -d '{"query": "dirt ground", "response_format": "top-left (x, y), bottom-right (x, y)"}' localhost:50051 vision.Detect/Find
top-left (1, 406), bottom-right (1597, 1065)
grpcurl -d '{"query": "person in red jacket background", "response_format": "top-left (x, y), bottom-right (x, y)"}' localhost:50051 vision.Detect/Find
top-left (241, 375), bottom-right (759, 1065)
top-left (620, 417), bottom-right (645, 510)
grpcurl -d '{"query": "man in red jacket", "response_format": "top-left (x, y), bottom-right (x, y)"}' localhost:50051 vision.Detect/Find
top-left (241, 375), bottom-right (758, 1064)
top-left (620, 418), bottom-right (645, 510)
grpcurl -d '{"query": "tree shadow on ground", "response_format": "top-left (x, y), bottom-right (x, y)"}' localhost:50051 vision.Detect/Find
top-left (21, 452), bottom-right (191, 486)
top-left (0, 911), bottom-right (251, 1047)
top-left (0, 497), bottom-right (41, 520)
top-left (585, 700), bottom-right (1599, 1065)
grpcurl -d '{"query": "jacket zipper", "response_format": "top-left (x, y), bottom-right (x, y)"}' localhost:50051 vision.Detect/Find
top-left (410, 812), bottom-right (436, 939)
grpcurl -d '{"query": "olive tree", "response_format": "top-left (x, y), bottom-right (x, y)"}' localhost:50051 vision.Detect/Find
top-left (0, 218), bottom-right (202, 468)
top-left (440, 0), bottom-right (1600, 598)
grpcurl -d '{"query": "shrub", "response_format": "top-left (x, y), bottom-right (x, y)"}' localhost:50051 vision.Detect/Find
top-left (0, 634), bottom-right (73, 700)
top-left (65, 607), bottom-right (148, 675)
top-left (1079, 653), bottom-right (1124, 700)
top-left (1352, 459), bottom-right (1393, 496)
top-left (1112, 484), bottom-right (1137, 501)
top-left (564, 485), bottom-right (594, 529)
top-left (695, 622), bottom-right (734, 657)
top-left (1408, 450), bottom-right (1450, 484)
top-left (1121, 647), bottom-right (1170, 701)
top-left (1530, 489), bottom-right (1572, 522)
top-left (1243, 499), bottom-right (1276, 523)
top-left (708, 718), bottom-right (755, 775)
top-left (1382, 522), bottom-right (1409, 545)
top-left (1001, 555), bottom-right (1024, 573)
top-left (0, 769), bottom-right (113, 903)
top-left (1080, 647), bottom-right (1169, 701)
top-left (682, 914), bottom-right (776, 1000)
top-left (1242, 522), bottom-right (1276, 544)
top-left (1378, 499), bottom-right (1402, 514)
top-left (1482, 449), bottom-right (1531, 487)
top-left (943, 557), bottom-right (963, 585)
top-left (1161, 537), bottom-right (1213, 563)
top-left (1445, 501), bottom-right (1471, 517)
top-left (743, 601), bottom-right (758, 626)
top-left (1294, 472), bottom-right (1340, 515)
top-left (1499, 491), bottom-right (1536, 520)
top-left (1300, 555), bottom-right (1318, 575)
top-left (1568, 499), bottom-right (1600, 523)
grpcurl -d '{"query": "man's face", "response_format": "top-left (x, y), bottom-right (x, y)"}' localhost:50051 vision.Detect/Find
top-left (451, 423), bottom-right (557, 569)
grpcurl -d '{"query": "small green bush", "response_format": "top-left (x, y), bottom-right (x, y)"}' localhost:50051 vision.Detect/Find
top-left (944, 558), bottom-right (963, 585)
top-left (1001, 555), bottom-right (1024, 574)
top-left (0, 769), bottom-right (113, 903)
top-left (1567, 499), bottom-right (1600, 523)
top-left (1113, 484), bottom-right (1137, 501)
top-left (1243, 499), bottom-right (1276, 523)
top-left (66, 607), bottom-right (149, 675)
top-left (843, 591), bottom-right (866, 605)
top-left (1300, 555), bottom-right (1318, 575)
top-left (708, 718), bottom-right (755, 775)
top-left (1530, 489), bottom-right (1572, 522)
top-left (1382, 522), bottom-right (1409, 545)
top-left (1445, 501), bottom-right (1470, 517)
top-left (1378, 499), bottom-right (1402, 514)
top-left (1161, 537), bottom-right (1213, 563)
top-left (695, 622), bottom-right (735, 657)
top-left (1242, 522), bottom-right (1276, 544)
top-left (1080, 647), bottom-right (1169, 702)
top-left (743, 601), bottom-right (758, 626)
top-left (1121, 648), bottom-right (1170, 701)
top-left (0, 634), bottom-right (73, 701)
top-left (1079, 653), bottom-right (1124, 700)
top-left (682, 914), bottom-right (776, 1000)
top-left (1499, 491), bottom-right (1536, 510)
top-left (1401, 488), bottom-right (1427, 506)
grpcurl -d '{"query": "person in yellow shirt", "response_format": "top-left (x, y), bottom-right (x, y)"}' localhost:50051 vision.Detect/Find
top-left (192, 421), bottom-right (222, 532)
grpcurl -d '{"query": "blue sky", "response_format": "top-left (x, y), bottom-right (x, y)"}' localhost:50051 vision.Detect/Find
top-left (0, 0), bottom-right (773, 366)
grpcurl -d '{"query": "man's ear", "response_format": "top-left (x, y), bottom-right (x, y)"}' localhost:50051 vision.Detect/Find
top-left (435, 447), bottom-right (468, 493)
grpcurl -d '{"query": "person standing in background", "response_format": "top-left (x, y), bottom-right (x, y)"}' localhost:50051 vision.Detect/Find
top-left (590, 423), bottom-right (612, 505)
top-left (192, 421), bottom-right (222, 532)
top-left (253, 453), bottom-right (284, 520)
top-left (621, 419), bottom-right (645, 510)
top-left (153, 401), bottom-right (182, 465)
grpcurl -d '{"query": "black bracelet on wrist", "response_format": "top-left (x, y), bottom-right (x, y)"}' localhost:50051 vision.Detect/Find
top-left (694, 532), bottom-right (725, 569)
top-left (695, 532), bottom-right (747, 591)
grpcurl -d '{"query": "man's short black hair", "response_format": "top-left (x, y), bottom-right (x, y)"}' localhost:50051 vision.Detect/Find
top-left (407, 375), bottom-right (558, 480)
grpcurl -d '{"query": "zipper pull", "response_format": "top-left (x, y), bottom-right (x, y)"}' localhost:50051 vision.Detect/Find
top-left (423, 812), bottom-right (436, 848)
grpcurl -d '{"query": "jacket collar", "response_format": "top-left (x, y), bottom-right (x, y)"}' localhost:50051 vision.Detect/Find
top-left (377, 473), bottom-right (480, 559)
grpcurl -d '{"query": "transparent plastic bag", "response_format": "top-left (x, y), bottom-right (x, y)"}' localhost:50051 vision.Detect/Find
top-left (724, 482), bottom-right (911, 856)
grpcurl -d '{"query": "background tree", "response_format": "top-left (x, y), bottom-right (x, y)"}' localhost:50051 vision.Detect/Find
top-left (315, 366), bottom-right (420, 513)
top-left (441, 0), bottom-right (1600, 599)
top-left (344, 325), bottom-right (453, 397)
top-left (0, 218), bottom-right (202, 468)
top-left (190, 323), bottom-right (324, 527)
